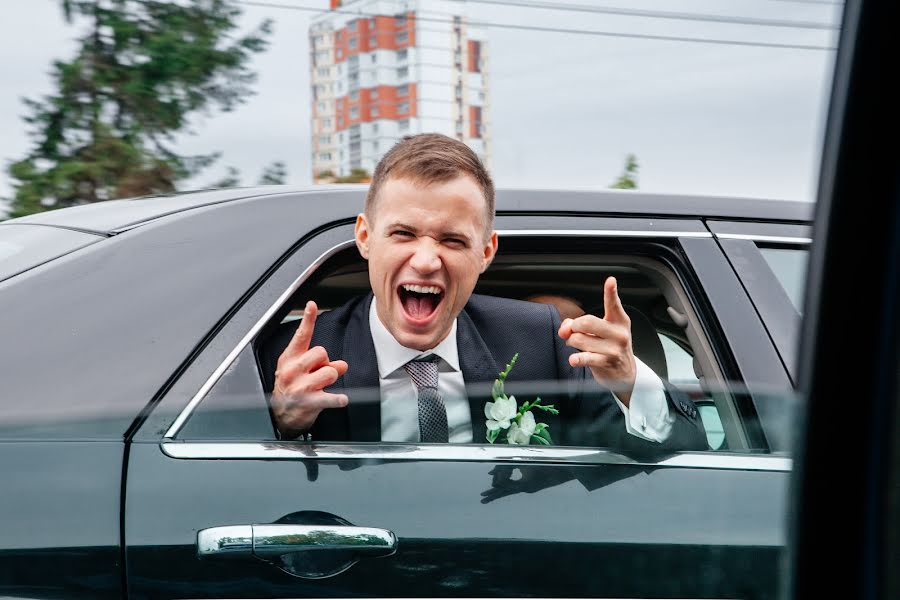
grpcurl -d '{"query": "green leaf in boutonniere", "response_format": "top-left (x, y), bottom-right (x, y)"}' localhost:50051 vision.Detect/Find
top-left (485, 353), bottom-right (556, 445)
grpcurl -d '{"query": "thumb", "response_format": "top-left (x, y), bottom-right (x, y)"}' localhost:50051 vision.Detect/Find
top-left (602, 276), bottom-right (628, 324)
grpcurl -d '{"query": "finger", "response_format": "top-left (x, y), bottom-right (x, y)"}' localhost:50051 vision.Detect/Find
top-left (287, 301), bottom-right (318, 354)
top-left (305, 364), bottom-right (343, 390)
top-left (329, 360), bottom-right (349, 377)
top-left (565, 332), bottom-right (622, 356)
top-left (290, 345), bottom-right (331, 374)
top-left (305, 390), bottom-right (349, 410)
top-left (602, 277), bottom-right (629, 325)
top-left (558, 318), bottom-right (574, 339)
top-left (569, 315), bottom-right (628, 344)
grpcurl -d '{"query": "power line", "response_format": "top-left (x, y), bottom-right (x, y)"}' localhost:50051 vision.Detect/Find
top-left (452, 0), bottom-right (839, 31)
top-left (239, 1), bottom-right (837, 51)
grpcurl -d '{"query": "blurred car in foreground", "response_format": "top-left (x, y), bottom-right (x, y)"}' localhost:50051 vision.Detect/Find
top-left (0, 187), bottom-right (810, 598)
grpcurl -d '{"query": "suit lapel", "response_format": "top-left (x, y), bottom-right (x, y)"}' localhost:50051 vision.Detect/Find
top-left (340, 293), bottom-right (381, 442)
top-left (456, 309), bottom-right (499, 445)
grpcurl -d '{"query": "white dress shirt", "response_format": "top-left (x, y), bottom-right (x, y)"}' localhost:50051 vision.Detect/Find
top-left (369, 298), bottom-right (674, 444)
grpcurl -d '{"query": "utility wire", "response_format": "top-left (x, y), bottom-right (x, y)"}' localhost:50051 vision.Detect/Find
top-left (452, 0), bottom-right (839, 31)
top-left (239, 0), bottom-right (837, 51)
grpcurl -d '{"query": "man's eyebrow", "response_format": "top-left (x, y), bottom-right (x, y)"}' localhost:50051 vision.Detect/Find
top-left (387, 222), bottom-right (419, 232)
top-left (442, 230), bottom-right (472, 241)
top-left (386, 222), bottom-right (472, 242)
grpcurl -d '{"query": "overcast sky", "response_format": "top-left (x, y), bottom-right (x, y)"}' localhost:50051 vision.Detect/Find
top-left (0, 0), bottom-right (842, 212)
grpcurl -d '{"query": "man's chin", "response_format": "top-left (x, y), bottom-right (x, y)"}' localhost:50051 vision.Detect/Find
top-left (391, 320), bottom-right (451, 352)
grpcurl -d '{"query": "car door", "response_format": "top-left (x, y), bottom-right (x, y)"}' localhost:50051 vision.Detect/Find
top-left (123, 214), bottom-right (796, 599)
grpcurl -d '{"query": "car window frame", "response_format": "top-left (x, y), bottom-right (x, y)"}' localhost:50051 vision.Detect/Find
top-left (709, 220), bottom-right (812, 385)
top-left (138, 213), bottom-right (793, 465)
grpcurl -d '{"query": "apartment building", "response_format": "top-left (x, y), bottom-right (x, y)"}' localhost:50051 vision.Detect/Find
top-left (310, 0), bottom-right (490, 180)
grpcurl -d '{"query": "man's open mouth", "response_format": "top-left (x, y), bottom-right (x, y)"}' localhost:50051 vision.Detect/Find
top-left (398, 284), bottom-right (444, 322)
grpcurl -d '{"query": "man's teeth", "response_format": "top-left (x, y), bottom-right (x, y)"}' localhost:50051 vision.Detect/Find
top-left (402, 284), bottom-right (441, 294)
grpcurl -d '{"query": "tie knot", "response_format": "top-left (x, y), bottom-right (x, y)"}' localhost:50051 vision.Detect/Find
top-left (404, 356), bottom-right (439, 390)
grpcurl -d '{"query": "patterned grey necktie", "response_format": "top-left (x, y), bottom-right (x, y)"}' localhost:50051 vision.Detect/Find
top-left (404, 355), bottom-right (449, 443)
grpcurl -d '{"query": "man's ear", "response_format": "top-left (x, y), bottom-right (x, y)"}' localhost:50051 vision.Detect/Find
top-left (480, 231), bottom-right (499, 273)
top-left (355, 213), bottom-right (370, 259)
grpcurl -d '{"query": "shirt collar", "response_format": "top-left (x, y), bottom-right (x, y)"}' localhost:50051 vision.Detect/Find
top-left (369, 296), bottom-right (460, 378)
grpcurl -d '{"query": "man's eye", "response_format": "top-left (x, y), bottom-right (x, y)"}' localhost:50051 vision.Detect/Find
top-left (393, 230), bottom-right (415, 238)
top-left (445, 238), bottom-right (467, 247)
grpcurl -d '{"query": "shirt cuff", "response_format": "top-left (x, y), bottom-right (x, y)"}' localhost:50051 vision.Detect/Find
top-left (612, 357), bottom-right (675, 443)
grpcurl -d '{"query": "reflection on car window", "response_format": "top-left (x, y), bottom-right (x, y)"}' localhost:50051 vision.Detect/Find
top-left (758, 246), bottom-right (809, 312)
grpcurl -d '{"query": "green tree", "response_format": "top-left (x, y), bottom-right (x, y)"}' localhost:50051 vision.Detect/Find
top-left (5, 0), bottom-right (271, 218)
top-left (609, 153), bottom-right (639, 189)
top-left (334, 168), bottom-right (371, 184)
top-left (257, 160), bottom-right (287, 185)
top-left (208, 166), bottom-right (242, 189)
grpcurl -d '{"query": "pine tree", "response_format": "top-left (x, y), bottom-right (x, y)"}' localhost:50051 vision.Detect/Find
top-left (609, 154), bottom-right (639, 190)
top-left (6, 0), bottom-right (271, 218)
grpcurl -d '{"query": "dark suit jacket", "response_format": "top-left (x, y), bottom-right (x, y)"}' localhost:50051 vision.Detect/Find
top-left (259, 293), bottom-right (708, 451)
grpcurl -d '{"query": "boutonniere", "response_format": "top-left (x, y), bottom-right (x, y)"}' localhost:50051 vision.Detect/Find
top-left (484, 353), bottom-right (559, 445)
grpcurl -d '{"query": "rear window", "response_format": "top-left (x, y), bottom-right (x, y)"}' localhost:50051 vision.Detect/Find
top-left (0, 224), bottom-right (101, 283)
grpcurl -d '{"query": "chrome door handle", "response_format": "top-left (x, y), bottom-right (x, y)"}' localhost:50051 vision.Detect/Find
top-left (198, 524), bottom-right (398, 559)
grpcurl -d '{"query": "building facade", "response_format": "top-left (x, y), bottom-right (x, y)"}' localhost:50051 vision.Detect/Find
top-left (310, 0), bottom-right (490, 180)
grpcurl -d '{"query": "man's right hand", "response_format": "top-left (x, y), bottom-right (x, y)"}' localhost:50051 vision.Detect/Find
top-left (271, 301), bottom-right (349, 438)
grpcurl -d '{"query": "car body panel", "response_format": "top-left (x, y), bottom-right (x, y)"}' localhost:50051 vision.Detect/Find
top-left (125, 440), bottom-right (787, 599)
top-left (0, 223), bottom-right (104, 284)
top-left (0, 441), bottom-right (123, 598)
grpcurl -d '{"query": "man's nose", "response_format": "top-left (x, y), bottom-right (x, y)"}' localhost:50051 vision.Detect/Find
top-left (409, 239), bottom-right (442, 273)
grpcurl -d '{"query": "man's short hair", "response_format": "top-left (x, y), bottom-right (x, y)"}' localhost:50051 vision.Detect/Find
top-left (365, 133), bottom-right (495, 233)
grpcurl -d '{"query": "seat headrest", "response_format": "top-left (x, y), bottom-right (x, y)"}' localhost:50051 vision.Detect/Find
top-left (624, 305), bottom-right (668, 380)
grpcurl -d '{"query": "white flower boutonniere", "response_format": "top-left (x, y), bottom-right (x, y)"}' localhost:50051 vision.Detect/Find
top-left (485, 353), bottom-right (559, 445)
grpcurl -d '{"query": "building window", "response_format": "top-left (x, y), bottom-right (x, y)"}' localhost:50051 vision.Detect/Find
top-left (397, 49), bottom-right (407, 61)
top-left (397, 84), bottom-right (409, 96)
top-left (349, 37), bottom-right (357, 50)
top-left (397, 67), bottom-right (408, 79)
top-left (350, 107), bottom-right (359, 119)
top-left (323, 118), bottom-right (332, 128)
top-left (398, 102), bottom-right (409, 114)
top-left (369, 17), bottom-right (376, 28)
top-left (371, 107), bottom-right (379, 117)
top-left (371, 54), bottom-right (377, 64)
top-left (337, 117), bottom-right (343, 127)
top-left (317, 67), bottom-right (329, 77)
top-left (348, 20), bottom-right (357, 32)
top-left (318, 101), bottom-right (326, 111)
top-left (336, 49), bottom-right (343, 59)
top-left (371, 89), bottom-right (379, 100)
top-left (372, 123), bottom-right (379, 133)
top-left (320, 152), bottom-right (331, 161)
top-left (319, 134), bottom-right (331, 144)
top-left (370, 35), bottom-right (377, 47)
top-left (373, 141), bottom-right (379, 152)
top-left (396, 31), bottom-right (408, 45)
top-left (396, 14), bottom-right (407, 26)
top-left (350, 89), bottom-right (359, 101)
top-left (398, 119), bottom-right (409, 131)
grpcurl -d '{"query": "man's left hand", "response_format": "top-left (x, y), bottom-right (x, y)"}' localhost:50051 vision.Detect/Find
top-left (558, 276), bottom-right (637, 406)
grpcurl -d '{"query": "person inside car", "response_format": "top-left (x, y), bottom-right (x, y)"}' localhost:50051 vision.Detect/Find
top-left (260, 133), bottom-right (706, 449)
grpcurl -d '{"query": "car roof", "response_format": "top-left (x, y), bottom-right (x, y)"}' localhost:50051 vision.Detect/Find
top-left (2, 185), bottom-right (813, 234)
